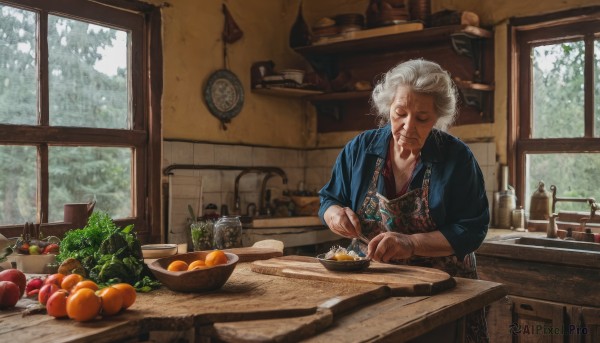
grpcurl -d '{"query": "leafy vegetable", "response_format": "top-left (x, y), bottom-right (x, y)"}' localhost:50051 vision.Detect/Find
top-left (57, 211), bottom-right (160, 292)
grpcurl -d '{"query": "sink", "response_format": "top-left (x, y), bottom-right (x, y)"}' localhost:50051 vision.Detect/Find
top-left (510, 236), bottom-right (600, 252)
top-left (477, 234), bottom-right (600, 307)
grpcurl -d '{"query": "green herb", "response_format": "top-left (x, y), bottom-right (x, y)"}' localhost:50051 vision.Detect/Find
top-left (57, 211), bottom-right (160, 291)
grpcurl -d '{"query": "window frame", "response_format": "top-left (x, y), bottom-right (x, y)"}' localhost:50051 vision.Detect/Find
top-left (0, 0), bottom-right (162, 242)
top-left (508, 6), bottom-right (600, 208)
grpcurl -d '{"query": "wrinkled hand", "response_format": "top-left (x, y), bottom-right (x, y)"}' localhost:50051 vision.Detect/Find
top-left (367, 232), bottom-right (415, 263)
top-left (324, 206), bottom-right (362, 239)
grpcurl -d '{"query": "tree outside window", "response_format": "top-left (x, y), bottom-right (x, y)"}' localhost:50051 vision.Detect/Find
top-left (511, 8), bottom-right (600, 215)
top-left (0, 0), bottom-right (161, 241)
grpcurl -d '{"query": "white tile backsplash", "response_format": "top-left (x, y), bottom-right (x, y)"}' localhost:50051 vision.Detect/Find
top-left (163, 140), bottom-right (499, 243)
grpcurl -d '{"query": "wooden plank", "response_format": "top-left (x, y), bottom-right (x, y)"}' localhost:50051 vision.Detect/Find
top-left (251, 256), bottom-right (456, 296)
top-left (0, 263), bottom-right (385, 343)
top-left (477, 255), bottom-right (600, 307)
top-left (208, 278), bottom-right (505, 343)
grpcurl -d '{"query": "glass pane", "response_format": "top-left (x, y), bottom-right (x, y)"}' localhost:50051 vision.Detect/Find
top-left (525, 153), bottom-right (600, 213)
top-left (48, 15), bottom-right (129, 129)
top-left (0, 145), bottom-right (37, 225)
top-left (532, 42), bottom-right (584, 138)
top-left (595, 40), bottom-right (600, 138)
top-left (48, 146), bottom-right (132, 222)
top-left (0, 5), bottom-right (37, 125)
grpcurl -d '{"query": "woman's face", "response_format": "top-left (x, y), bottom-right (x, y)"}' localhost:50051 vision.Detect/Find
top-left (389, 85), bottom-right (437, 152)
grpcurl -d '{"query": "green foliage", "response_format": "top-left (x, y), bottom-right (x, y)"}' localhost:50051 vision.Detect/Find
top-left (57, 211), bottom-right (160, 291)
top-left (0, 5), bottom-right (131, 225)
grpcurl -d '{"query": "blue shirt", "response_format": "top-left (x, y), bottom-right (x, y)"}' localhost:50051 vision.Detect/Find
top-left (318, 125), bottom-right (489, 260)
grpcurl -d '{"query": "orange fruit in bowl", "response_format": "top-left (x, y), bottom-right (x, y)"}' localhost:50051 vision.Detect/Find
top-left (167, 260), bottom-right (188, 272)
top-left (61, 273), bottom-right (84, 291)
top-left (111, 283), bottom-right (136, 309)
top-left (66, 288), bottom-right (101, 322)
top-left (188, 260), bottom-right (206, 270)
top-left (98, 286), bottom-right (124, 316)
top-left (205, 250), bottom-right (228, 267)
top-left (72, 280), bottom-right (99, 293)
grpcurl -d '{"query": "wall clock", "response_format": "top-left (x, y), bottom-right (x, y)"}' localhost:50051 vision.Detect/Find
top-left (203, 69), bottom-right (244, 129)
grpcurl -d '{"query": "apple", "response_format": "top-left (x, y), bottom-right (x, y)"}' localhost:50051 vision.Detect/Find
top-left (28, 245), bottom-right (40, 255)
top-left (0, 269), bottom-right (26, 297)
top-left (44, 273), bottom-right (65, 287)
top-left (25, 278), bottom-right (44, 297)
top-left (42, 244), bottom-right (59, 255)
top-left (0, 281), bottom-right (20, 309)
top-left (38, 283), bottom-right (59, 305)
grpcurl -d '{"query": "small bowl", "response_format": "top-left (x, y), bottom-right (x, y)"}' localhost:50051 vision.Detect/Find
top-left (281, 69), bottom-right (305, 84)
top-left (148, 251), bottom-right (238, 293)
top-left (316, 253), bottom-right (370, 272)
top-left (10, 254), bottom-right (56, 274)
top-left (141, 244), bottom-right (178, 259)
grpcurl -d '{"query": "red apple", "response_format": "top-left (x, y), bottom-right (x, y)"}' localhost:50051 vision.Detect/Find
top-left (0, 281), bottom-right (20, 309)
top-left (42, 243), bottom-right (60, 255)
top-left (0, 269), bottom-right (26, 297)
top-left (38, 283), bottom-right (59, 305)
top-left (26, 277), bottom-right (44, 295)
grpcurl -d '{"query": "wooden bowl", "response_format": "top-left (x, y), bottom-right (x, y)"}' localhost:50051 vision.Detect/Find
top-left (148, 251), bottom-right (238, 292)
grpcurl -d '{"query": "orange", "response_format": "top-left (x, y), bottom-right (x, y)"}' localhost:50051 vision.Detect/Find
top-left (205, 250), bottom-right (228, 267)
top-left (46, 289), bottom-right (69, 318)
top-left (111, 283), bottom-right (136, 309)
top-left (72, 280), bottom-right (99, 293)
top-left (167, 260), bottom-right (188, 272)
top-left (66, 288), bottom-right (101, 322)
top-left (187, 260), bottom-right (206, 270)
top-left (61, 273), bottom-right (84, 291)
top-left (98, 286), bottom-right (124, 316)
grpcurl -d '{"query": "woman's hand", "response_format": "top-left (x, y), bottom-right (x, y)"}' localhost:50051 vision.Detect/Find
top-left (324, 205), bottom-right (362, 238)
top-left (366, 232), bottom-right (415, 262)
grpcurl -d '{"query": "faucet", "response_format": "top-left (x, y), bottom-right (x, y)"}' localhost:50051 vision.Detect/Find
top-left (233, 167), bottom-right (288, 215)
top-left (550, 185), bottom-right (598, 232)
top-left (259, 172), bottom-right (288, 215)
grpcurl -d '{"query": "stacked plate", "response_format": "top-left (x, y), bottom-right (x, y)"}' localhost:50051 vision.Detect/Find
top-left (334, 13), bottom-right (364, 33)
top-left (367, 1), bottom-right (410, 27)
top-left (409, 0), bottom-right (431, 25)
top-left (312, 17), bottom-right (338, 39)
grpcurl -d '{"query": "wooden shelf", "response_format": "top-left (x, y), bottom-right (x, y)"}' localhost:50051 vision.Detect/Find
top-left (455, 80), bottom-right (495, 91)
top-left (252, 87), bottom-right (324, 98)
top-left (294, 25), bottom-right (492, 57)
top-left (307, 90), bottom-right (371, 102)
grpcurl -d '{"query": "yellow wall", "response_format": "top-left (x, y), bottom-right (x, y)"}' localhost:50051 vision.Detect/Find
top-left (149, 0), bottom-right (600, 156)
top-left (147, 0), bottom-right (311, 147)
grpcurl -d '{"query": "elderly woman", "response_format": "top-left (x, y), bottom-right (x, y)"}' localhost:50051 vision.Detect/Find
top-left (318, 59), bottom-right (489, 342)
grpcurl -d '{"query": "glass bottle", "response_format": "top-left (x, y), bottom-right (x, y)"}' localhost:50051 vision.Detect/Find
top-left (213, 215), bottom-right (242, 249)
top-left (289, 0), bottom-right (311, 48)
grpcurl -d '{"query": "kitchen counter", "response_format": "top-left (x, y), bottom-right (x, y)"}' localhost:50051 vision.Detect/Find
top-left (0, 256), bottom-right (505, 343)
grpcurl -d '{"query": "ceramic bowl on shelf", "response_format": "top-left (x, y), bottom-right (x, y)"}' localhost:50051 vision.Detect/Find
top-left (280, 69), bottom-right (305, 85)
top-left (141, 244), bottom-right (178, 259)
top-left (148, 251), bottom-right (239, 293)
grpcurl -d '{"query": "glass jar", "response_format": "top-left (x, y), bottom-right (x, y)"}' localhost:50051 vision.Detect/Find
top-left (190, 220), bottom-right (214, 251)
top-left (213, 215), bottom-right (242, 249)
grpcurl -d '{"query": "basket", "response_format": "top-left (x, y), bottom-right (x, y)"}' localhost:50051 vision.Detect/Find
top-left (291, 196), bottom-right (320, 216)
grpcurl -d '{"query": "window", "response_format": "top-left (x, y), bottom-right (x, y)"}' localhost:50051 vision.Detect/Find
top-left (510, 7), bottom-right (600, 213)
top-left (0, 0), bottom-right (162, 240)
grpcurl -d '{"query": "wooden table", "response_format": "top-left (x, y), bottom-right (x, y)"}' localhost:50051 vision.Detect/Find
top-left (0, 260), bottom-right (505, 343)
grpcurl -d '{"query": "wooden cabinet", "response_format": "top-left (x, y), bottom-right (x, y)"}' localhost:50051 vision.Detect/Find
top-left (293, 24), bottom-right (495, 132)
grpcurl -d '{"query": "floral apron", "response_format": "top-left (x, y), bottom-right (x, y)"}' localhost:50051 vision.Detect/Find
top-left (356, 158), bottom-right (489, 343)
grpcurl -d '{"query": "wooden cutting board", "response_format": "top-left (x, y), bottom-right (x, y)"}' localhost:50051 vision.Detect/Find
top-left (251, 255), bottom-right (456, 296)
top-left (223, 247), bottom-right (283, 262)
